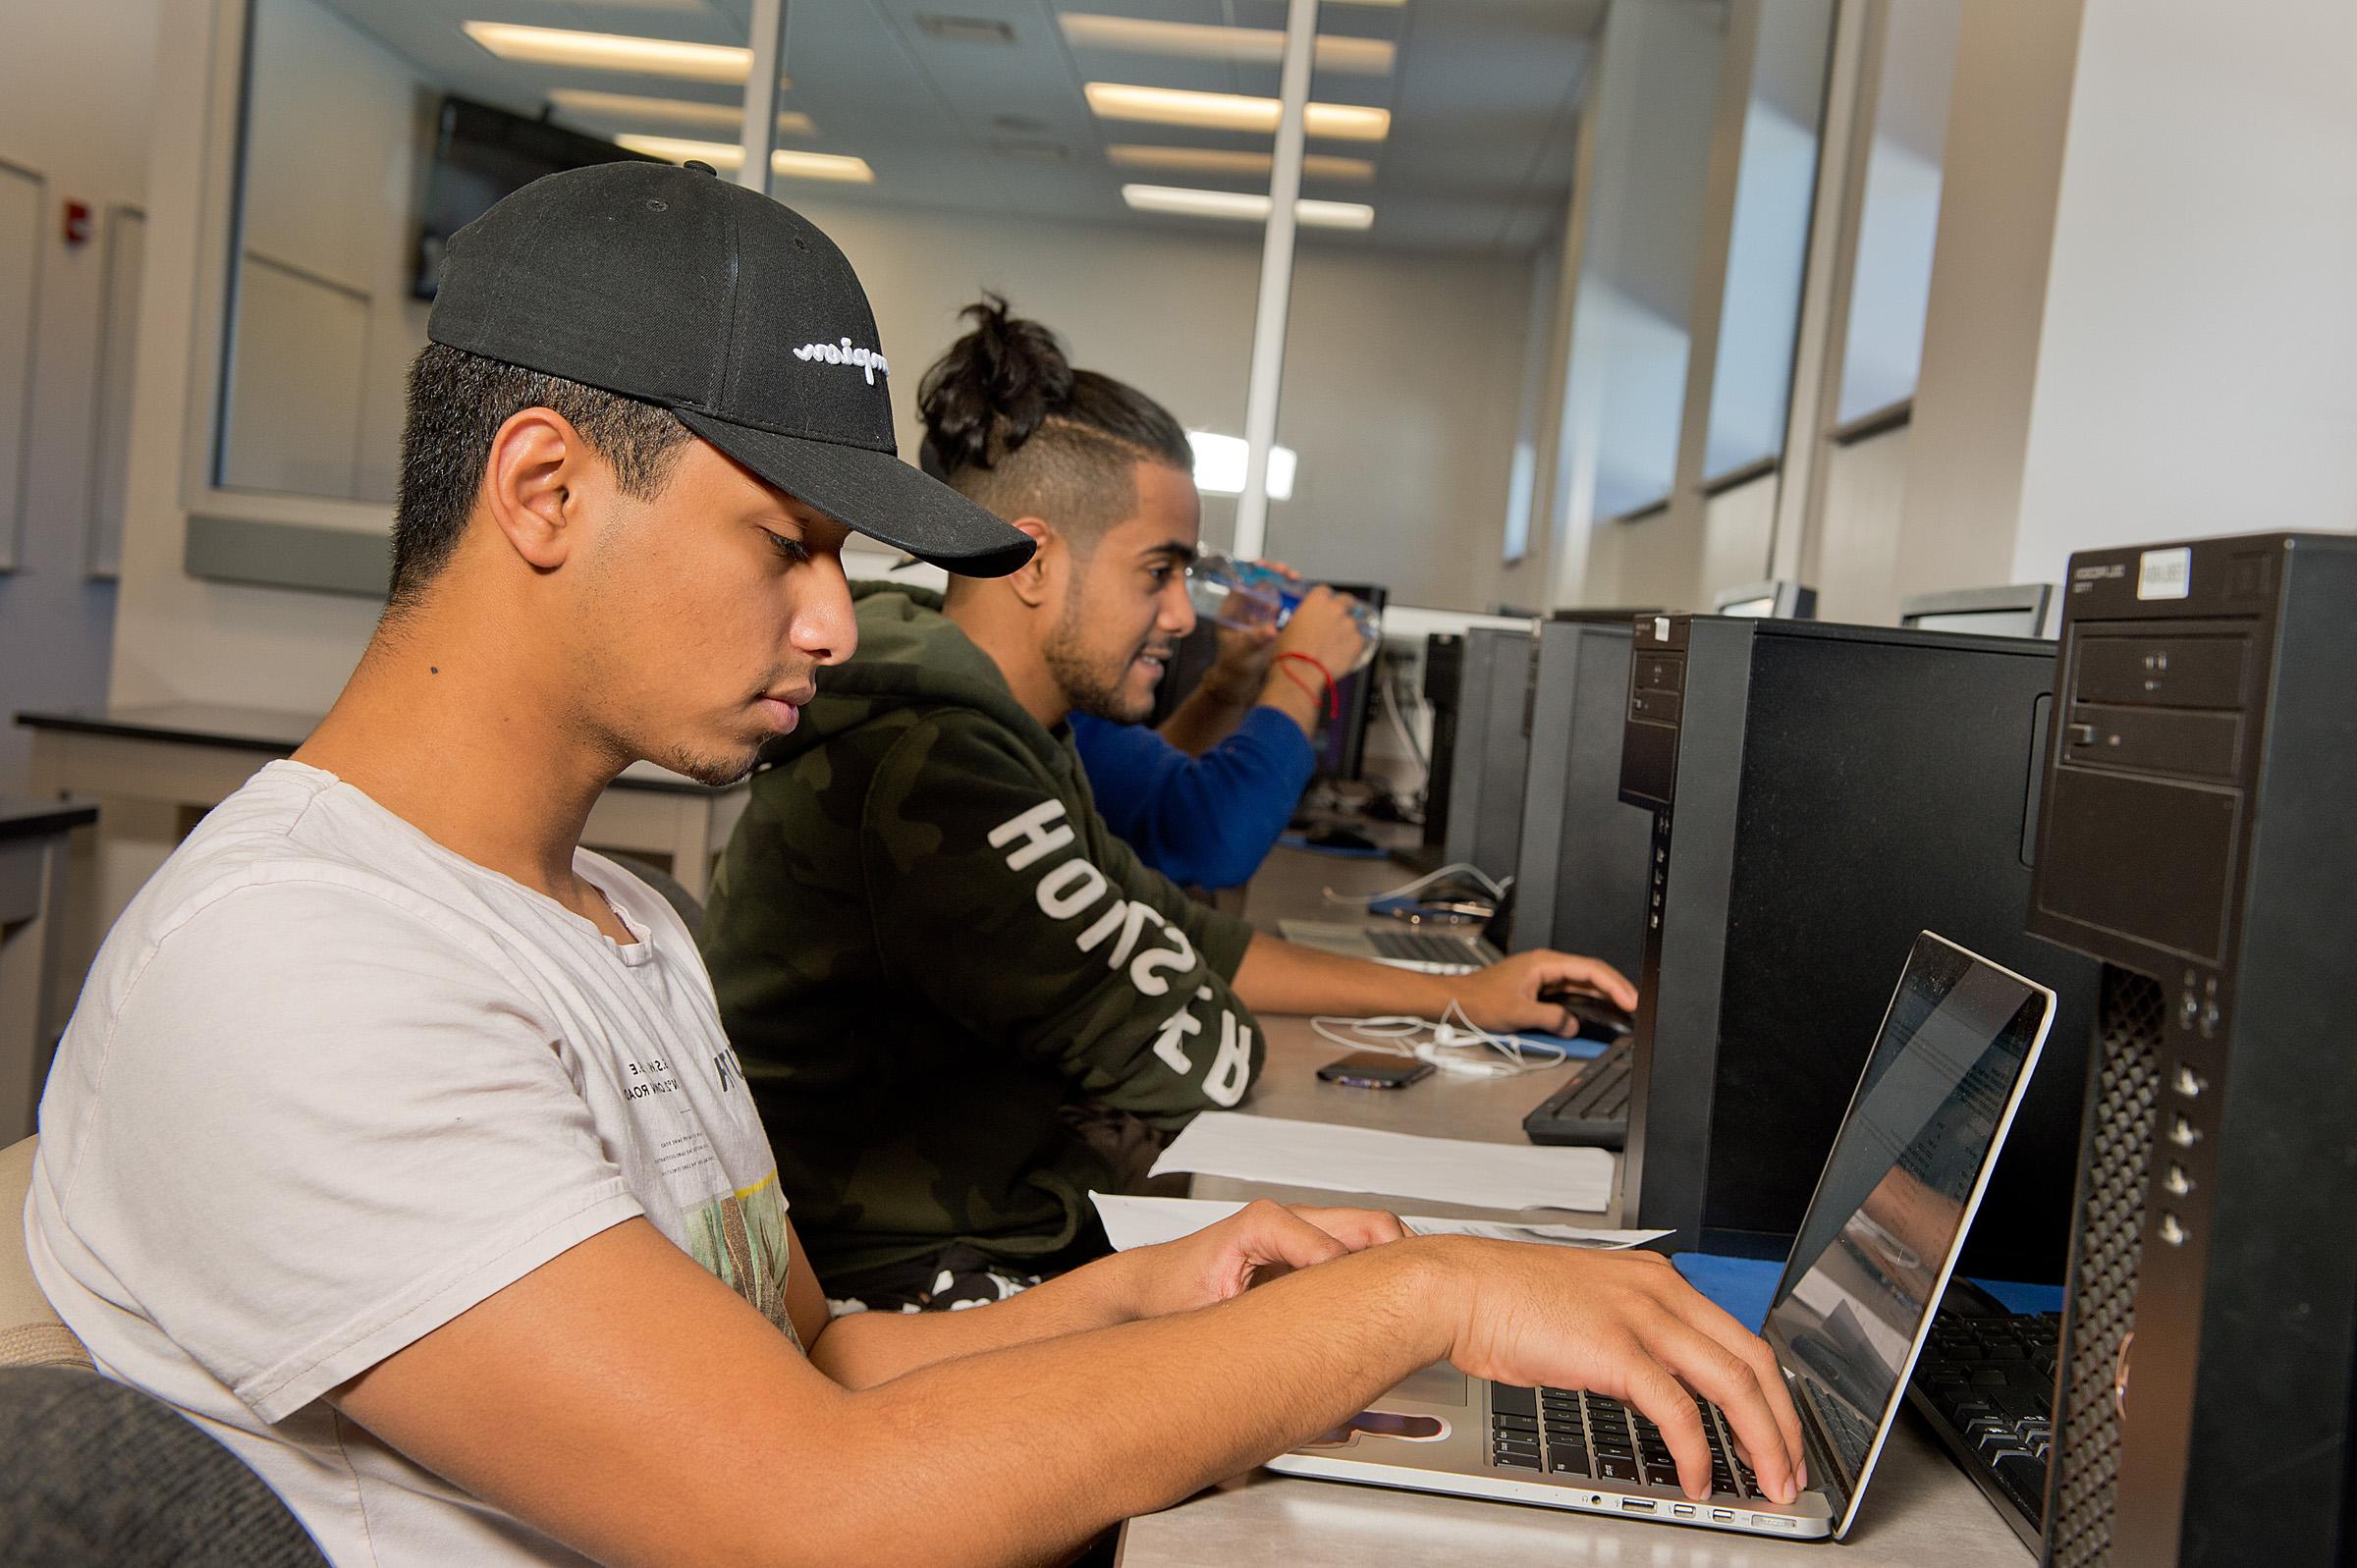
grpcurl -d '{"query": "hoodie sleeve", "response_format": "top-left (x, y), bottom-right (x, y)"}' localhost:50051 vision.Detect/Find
top-left (1070, 708), bottom-right (1318, 889)
top-left (858, 710), bottom-right (1264, 1123)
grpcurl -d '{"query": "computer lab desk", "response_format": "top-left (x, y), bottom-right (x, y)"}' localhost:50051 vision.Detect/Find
top-left (1111, 844), bottom-right (2034, 1568)
top-left (17, 704), bottom-right (748, 895)
top-left (15, 703), bottom-right (752, 1083)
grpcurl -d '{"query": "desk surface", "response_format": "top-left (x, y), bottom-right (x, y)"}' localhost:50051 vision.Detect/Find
top-left (0, 795), bottom-right (98, 842)
top-left (15, 704), bottom-right (737, 797)
top-left (1118, 842), bottom-right (2032, 1568)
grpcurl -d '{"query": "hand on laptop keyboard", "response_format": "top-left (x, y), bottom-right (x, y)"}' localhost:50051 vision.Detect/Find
top-left (1426, 1239), bottom-right (1805, 1505)
top-left (1442, 949), bottom-right (1638, 1035)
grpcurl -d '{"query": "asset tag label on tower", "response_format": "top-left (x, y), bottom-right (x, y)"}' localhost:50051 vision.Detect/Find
top-left (2137, 547), bottom-right (2193, 600)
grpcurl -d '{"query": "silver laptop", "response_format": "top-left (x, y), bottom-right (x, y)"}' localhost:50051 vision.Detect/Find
top-left (1266, 930), bottom-right (2056, 1541)
top-left (1278, 918), bottom-right (1501, 974)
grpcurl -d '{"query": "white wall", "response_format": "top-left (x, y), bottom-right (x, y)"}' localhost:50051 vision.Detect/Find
top-left (1812, 422), bottom-right (1910, 624)
top-left (0, 0), bottom-right (156, 791)
top-left (2008, 0), bottom-right (2357, 580)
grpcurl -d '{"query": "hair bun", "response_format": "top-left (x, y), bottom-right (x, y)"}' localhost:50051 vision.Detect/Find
top-left (917, 294), bottom-right (1075, 475)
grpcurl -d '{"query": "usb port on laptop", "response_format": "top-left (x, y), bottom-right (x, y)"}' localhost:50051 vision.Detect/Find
top-left (1619, 1498), bottom-right (1657, 1514)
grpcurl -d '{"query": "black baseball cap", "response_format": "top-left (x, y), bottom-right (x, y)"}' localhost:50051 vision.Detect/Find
top-left (427, 160), bottom-right (1034, 577)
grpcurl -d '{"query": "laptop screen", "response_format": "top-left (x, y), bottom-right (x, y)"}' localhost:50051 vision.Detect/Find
top-left (1762, 932), bottom-right (2055, 1507)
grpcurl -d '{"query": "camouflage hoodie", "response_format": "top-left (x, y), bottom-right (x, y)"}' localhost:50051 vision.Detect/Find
top-left (699, 584), bottom-right (1263, 1282)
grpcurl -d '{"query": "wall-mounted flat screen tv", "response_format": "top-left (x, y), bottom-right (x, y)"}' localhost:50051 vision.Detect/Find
top-left (412, 96), bottom-right (662, 299)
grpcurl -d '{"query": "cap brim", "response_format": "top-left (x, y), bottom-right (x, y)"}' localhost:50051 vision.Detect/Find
top-left (676, 409), bottom-right (1035, 577)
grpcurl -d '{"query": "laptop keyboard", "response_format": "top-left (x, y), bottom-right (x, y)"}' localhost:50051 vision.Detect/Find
top-left (1366, 928), bottom-right (1485, 967)
top-left (1520, 1040), bottom-right (1634, 1148)
top-left (1908, 1308), bottom-right (2058, 1534)
top-left (1489, 1383), bottom-right (1759, 1499)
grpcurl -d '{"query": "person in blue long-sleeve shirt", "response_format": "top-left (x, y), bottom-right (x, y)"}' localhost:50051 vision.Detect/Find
top-left (1072, 584), bottom-right (1368, 888)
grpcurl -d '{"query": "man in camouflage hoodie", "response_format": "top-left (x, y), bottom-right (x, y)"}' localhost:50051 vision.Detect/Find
top-left (700, 302), bottom-right (1635, 1306)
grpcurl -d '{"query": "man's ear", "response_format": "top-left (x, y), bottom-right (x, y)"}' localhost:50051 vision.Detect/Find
top-left (481, 407), bottom-right (589, 573)
top-left (1003, 516), bottom-right (1059, 610)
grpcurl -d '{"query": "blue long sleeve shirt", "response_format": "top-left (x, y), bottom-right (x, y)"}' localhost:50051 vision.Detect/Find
top-left (1069, 705), bottom-right (1317, 889)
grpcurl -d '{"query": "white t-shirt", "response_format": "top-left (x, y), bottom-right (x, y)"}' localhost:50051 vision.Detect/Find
top-left (26, 760), bottom-right (799, 1567)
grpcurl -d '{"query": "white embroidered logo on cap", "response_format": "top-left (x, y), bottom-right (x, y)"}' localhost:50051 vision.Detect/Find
top-left (793, 337), bottom-right (889, 385)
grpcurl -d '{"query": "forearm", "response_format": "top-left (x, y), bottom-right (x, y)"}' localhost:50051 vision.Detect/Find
top-left (1232, 930), bottom-right (1458, 1018)
top-left (810, 1248), bottom-right (1153, 1388)
top-left (822, 1237), bottom-right (1454, 1567)
top-left (1157, 676), bottom-right (1257, 756)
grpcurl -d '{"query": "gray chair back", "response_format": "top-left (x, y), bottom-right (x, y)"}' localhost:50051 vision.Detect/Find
top-left (0, 1365), bottom-right (329, 1566)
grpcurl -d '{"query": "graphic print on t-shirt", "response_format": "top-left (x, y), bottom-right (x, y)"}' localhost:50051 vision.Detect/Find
top-left (685, 1173), bottom-right (799, 1347)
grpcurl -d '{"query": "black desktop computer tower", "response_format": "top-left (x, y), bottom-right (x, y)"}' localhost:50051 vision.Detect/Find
top-left (1617, 616), bottom-right (2101, 1279)
top-left (1508, 616), bottom-right (1654, 982)
top-left (2027, 533), bottom-right (2357, 1568)
top-left (1441, 626), bottom-right (1536, 884)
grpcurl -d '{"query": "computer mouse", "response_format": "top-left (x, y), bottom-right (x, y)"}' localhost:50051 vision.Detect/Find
top-left (1538, 988), bottom-right (1635, 1043)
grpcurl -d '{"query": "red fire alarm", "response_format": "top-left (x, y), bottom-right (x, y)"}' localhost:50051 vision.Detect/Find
top-left (63, 200), bottom-right (92, 247)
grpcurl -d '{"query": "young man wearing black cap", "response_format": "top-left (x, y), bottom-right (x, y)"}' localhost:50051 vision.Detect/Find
top-left (26, 164), bottom-right (1801, 1566)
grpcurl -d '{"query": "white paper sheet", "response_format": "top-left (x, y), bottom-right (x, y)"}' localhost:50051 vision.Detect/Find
top-left (1146, 1111), bottom-right (1617, 1215)
top-left (1091, 1192), bottom-right (1667, 1253)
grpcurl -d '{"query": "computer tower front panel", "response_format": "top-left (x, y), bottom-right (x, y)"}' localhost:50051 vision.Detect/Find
top-left (1618, 616), bottom-right (1752, 1243)
top-left (1511, 621), bottom-right (1652, 979)
top-left (2031, 533), bottom-right (2357, 1568)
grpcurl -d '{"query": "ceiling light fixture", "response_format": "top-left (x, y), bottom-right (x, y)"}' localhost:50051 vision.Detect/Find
top-left (1106, 144), bottom-right (1375, 183)
top-left (1188, 433), bottom-right (1297, 500)
top-left (614, 135), bottom-right (875, 184)
top-left (1061, 16), bottom-right (1393, 76)
top-left (546, 89), bottom-right (813, 136)
top-left (1121, 184), bottom-right (1373, 231)
top-left (461, 22), bottom-right (755, 84)
top-left (1085, 82), bottom-right (1390, 141)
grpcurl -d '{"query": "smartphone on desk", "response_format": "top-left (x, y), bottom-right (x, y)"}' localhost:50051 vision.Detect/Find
top-left (1317, 1052), bottom-right (1434, 1089)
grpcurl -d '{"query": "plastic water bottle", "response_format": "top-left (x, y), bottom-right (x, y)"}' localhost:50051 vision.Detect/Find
top-left (1185, 556), bottom-right (1382, 673)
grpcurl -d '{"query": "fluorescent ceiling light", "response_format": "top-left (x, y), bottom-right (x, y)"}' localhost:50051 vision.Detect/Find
top-left (615, 135), bottom-right (874, 184)
top-left (1189, 432), bottom-right (1296, 501)
top-left (1085, 83), bottom-right (1390, 142)
top-left (462, 22), bottom-right (754, 83)
top-left (1122, 184), bottom-right (1373, 231)
top-left (547, 89), bottom-right (812, 136)
top-left (1061, 16), bottom-right (1393, 77)
top-left (1107, 144), bottom-right (1374, 183)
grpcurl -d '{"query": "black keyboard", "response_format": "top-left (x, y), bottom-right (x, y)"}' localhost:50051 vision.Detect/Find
top-left (1521, 1040), bottom-right (1633, 1148)
top-left (1906, 1303), bottom-right (2058, 1549)
top-left (1488, 1382), bottom-right (1761, 1500)
top-left (1366, 928), bottom-right (1484, 968)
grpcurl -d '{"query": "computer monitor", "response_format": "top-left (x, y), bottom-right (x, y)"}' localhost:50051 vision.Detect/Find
top-left (1507, 618), bottom-right (1654, 981)
top-left (1617, 615), bottom-right (2099, 1279)
top-left (1438, 626), bottom-right (1535, 884)
top-left (1407, 633), bottom-right (1465, 868)
top-left (1143, 580), bottom-right (1386, 784)
top-left (1712, 579), bottom-right (1818, 620)
top-left (1897, 584), bottom-right (2055, 639)
top-left (1313, 581), bottom-right (1388, 782)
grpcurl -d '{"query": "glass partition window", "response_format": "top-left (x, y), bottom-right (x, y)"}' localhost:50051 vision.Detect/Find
top-left (1701, 0), bottom-right (1835, 481)
top-left (214, 0), bottom-right (750, 505)
top-left (1835, 0), bottom-right (1960, 425)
